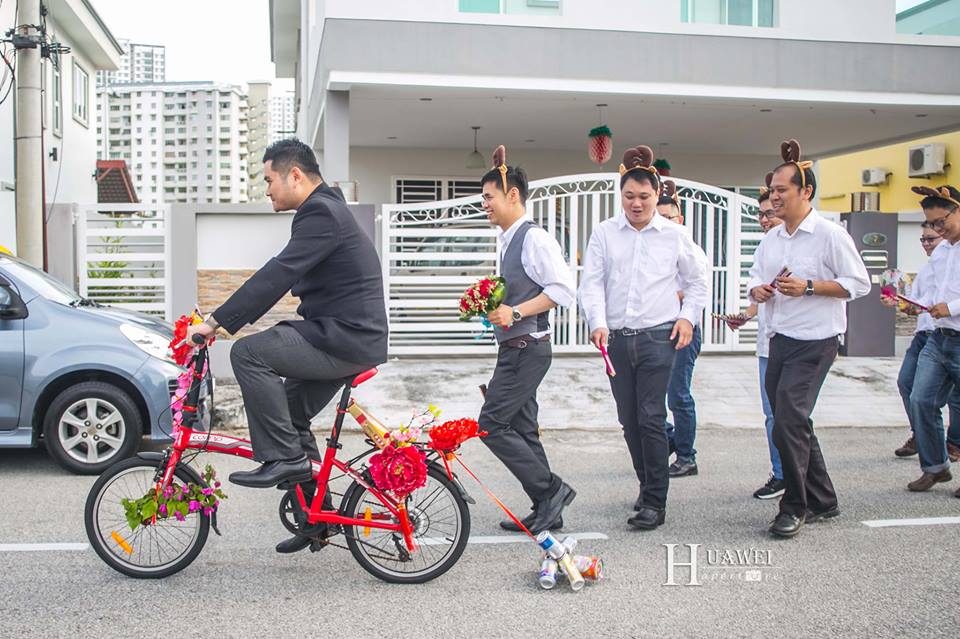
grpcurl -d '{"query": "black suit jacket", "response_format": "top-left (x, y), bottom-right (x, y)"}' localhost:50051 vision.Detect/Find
top-left (213, 184), bottom-right (388, 366)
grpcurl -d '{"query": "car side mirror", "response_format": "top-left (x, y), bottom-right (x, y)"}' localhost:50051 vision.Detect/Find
top-left (0, 285), bottom-right (28, 320)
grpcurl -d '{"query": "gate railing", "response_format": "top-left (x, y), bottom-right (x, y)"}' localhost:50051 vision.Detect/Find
top-left (76, 202), bottom-right (172, 320)
top-left (381, 173), bottom-right (760, 355)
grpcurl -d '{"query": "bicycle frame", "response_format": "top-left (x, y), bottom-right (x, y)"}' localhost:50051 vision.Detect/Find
top-left (159, 345), bottom-right (417, 552)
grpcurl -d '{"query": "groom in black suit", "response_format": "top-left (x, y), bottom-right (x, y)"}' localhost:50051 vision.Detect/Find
top-left (187, 139), bottom-right (388, 551)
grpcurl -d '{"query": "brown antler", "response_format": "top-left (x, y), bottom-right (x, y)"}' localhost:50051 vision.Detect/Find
top-left (780, 139), bottom-right (802, 163)
top-left (491, 145), bottom-right (506, 169)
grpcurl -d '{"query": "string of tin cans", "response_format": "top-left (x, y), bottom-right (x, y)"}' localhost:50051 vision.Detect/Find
top-left (536, 532), bottom-right (604, 591)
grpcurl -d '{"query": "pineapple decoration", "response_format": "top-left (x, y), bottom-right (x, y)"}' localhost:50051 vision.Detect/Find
top-left (587, 104), bottom-right (612, 166)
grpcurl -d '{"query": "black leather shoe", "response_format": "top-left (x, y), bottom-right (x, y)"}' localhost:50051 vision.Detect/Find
top-left (805, 505), bottom-right (840, 523)
top-left (526, 483), bottom-right (576, 534)
top-left (669, 459), bottom-right (698, 477)
top-left (500, 511), bottom-right (563, 532)
top-left (628, 507), bottom-right (665, 530)
top-left (276, 535), bottom-right (313, 554)
top-left (769, 512), bottom-right (804, 538)
top-left (633, 488), bottom-right (645, 511)
top-left (229, 455), bottom-right (313, 488)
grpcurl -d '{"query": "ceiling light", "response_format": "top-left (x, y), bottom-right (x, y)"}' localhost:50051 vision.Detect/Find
top-left (419, 97), bottom-right (433, 102)
top-left (466, 126), bottom-right (485, 170)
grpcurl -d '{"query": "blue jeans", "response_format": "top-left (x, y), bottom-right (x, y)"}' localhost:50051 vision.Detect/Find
top-left (665, 324), bottom-right (702, 462)
top-left (910, 331), bottom-right (960, 473)
top-left (898, 331), bottom-right (960, 445)
top-left (758, 356), bottom-right (783, 480)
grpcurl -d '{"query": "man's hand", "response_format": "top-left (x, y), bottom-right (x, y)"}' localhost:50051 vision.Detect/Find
top-left (186, 321), bottom-right (216, 346)
top-left (880, 295), bottom-right (898, 309)
top-left (775, 275), bottom-right (807, 298)
top-left (672, 319), bottom-right (694, 350)
top-left (487, 304), bottom-right (514, 328)
top-left (751, 284), bottom-right (776, 303)
top-left (930, 303), bottom-right (952, 319)
top-left (590, 327), bottom-right (609, 350)
top-left (725, 308), bottom-right (755, 331)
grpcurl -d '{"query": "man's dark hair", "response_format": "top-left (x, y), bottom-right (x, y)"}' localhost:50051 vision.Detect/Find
top-left (619, 169), bottom-right (660, 192)
top-left (480, 165), bottom-right (529, 204)
top-left (773, 162), bottom-right (817, 199)
top-left (920, 185), bottom-right (960, 213)
top-left (263, 138), bottom-right (323, 179)
top-left (920, 220), bottom-right (935, 230)
top-left (757, 189), bottom-right (771, 204)
top-left (657, 194), bottom-right (680, 211)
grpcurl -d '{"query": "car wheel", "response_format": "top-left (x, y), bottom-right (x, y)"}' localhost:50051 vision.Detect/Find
top-left (42, 381), bottom-right (142, 474)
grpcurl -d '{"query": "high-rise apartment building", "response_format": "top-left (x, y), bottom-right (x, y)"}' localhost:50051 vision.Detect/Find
top-left (96, 82), bottom-right (249, 203)
top-left (97, 39), bottom-right (166, 86)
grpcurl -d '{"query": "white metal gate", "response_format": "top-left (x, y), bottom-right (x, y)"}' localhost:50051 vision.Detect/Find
top-left (76, 202), bottom-right (172, 320)
top-left (381, 173), bottom-right (760, 355)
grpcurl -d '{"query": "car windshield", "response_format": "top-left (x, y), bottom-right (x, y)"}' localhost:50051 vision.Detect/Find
top-left (0, 256), bottom-right (83, 305)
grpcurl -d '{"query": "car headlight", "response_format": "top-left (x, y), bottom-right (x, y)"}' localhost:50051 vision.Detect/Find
top-left (120, 323), bottom-right (175, 364)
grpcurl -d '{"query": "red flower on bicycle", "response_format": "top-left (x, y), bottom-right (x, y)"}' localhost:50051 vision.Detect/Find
top-left (369, 445), bottom-right (428, 498)
top-left (428, 418), bottom-right (485, 453)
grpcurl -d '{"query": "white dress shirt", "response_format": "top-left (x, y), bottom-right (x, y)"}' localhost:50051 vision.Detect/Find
top-left (578, 211), bottom-right (708, 332)
top-left (747, 208), bottom-right (871, 341)
top-left (499, 215), bottom-right (577, 337)
top-left (909, 261), bottom-right (936, 334)
top-left (920, 239), bottom-right (960, 331)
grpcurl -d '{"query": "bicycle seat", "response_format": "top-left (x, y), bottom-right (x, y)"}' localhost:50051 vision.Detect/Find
top-left (350, 368), bottom-right (378, 387)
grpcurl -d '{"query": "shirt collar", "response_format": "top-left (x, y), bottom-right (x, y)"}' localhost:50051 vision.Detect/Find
top-left (776, 207), bottom-right (820, 238)
top-left (616, 210), bottom-right (666, 233)
top-left (499, 214), bottom-right (532, 251)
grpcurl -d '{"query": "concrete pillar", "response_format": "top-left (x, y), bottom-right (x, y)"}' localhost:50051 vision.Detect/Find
top-left (14, 0), bottom-right (44, 268)
top-left (321, 89), bottom-right (350, 185)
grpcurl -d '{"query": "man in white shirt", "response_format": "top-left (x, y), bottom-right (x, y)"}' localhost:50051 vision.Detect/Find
top-left (579, 145), bottom-right (708, 531)
top-left (886, 222), bottom-right (960, 461)
top-left (748, 140), bottom-right (870, 538)
top-left (907, 185), bottom-right (960, 497)
top-left (727, 185), bottom-right (787, 500)
top-left (479, 146), bottom-right (578, 533)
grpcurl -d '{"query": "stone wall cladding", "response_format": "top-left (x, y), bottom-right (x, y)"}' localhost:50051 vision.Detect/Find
top-left (198, 269), bottom-right (300, 339)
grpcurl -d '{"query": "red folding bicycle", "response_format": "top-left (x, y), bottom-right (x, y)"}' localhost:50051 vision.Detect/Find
top-left (84, 338), bottom-right (472, 583)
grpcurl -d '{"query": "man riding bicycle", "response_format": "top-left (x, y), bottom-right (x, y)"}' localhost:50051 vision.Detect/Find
top-left (187, 138), bottom-right (388, 553)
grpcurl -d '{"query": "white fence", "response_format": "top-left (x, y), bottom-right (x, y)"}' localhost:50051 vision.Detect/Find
top-left (76, 202), bottom-right (172, 320)
top-left (381, 173), bottom-right (762, 355)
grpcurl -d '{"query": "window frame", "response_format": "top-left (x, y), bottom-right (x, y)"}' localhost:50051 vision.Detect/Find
top-left (72, 59), bottom-right (90, 127)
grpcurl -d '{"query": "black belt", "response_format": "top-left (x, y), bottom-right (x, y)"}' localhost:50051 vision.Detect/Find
top-left (917, 330), bottom-right (933, 336)
top-left (611, 322), bottom-right (674, 337)
top-left (500, 334), bottom-right (550, 349)
top-left (937, 327), bottom-right (960, 338)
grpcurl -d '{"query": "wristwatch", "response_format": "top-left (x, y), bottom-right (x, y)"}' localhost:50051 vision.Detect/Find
top-left (511, 308), bottom-right (523, 325)
top-left (804, 280), bottom-right (815, 297)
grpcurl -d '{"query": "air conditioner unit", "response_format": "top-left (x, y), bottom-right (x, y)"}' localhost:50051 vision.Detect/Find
top-left (908, 143), bottom-right (946, 178)
top-left (861, 168), bottom-right (889, 186)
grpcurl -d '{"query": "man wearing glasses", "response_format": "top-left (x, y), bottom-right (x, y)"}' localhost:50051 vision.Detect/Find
top-left (907, 185), bottom-right (960, 497)
top-left (887, 222), bottom-right (960, 463)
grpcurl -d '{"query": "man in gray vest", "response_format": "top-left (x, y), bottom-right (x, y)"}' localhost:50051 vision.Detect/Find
top-left (479, 146), bottom-right (577, 534)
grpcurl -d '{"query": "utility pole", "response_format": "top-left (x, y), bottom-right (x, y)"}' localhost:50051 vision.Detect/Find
top-left (14, 0), bottom-right (44, 267)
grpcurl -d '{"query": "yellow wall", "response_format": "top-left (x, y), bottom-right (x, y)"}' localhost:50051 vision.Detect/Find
top-left (818, 129), bottom-right (960, 214)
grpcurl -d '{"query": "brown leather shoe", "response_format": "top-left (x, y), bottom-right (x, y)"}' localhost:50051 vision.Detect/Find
top-left (907, 470), bottom-right (952, 492)
top-left (895, 435), bottom-right (917, 457)
top-left (948, 442), bottom-right (960, 463)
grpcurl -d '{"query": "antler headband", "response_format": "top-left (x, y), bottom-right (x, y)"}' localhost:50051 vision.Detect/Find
top-left (780, 139), bottom-right (813, 190)
top-left (759, 171), bottom-right (774, 198)
top-left (491, 145), bottom-right (509, 194)
top-left (662, 179), bottom-right (679, 206)
top-left (619, 145), bottom-right (659, 181)
top-left (912, 185), bottom-right (960, 209)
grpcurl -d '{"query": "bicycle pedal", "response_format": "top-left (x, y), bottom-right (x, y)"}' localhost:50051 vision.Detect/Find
top-left (308, 539), bottom-right (329, 553)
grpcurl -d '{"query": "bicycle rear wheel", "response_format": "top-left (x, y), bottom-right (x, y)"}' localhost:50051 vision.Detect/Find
top-left (84, 457), bottom-right (210, 578)
top-left (343, 465), bottom-right (470, 584)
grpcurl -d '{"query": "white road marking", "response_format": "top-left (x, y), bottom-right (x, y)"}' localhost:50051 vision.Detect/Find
top-left (465, 532), bottom-right (608, 545)
top-left (861, 516), bottom-right (960, 528)
top-left (0, 543), bottom-right (90, 552)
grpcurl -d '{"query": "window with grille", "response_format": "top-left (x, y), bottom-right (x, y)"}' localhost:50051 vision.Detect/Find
top-left (392, 176), bottom-right (482, 204)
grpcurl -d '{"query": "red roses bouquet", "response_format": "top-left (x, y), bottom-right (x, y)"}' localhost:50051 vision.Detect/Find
top-left (428, 418), bottom-right (486, 453)
top-left (458, 276), bottom-right (506, 321)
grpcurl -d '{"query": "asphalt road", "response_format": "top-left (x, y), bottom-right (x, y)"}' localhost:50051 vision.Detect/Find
top-left (1, 427), bottom-right (958, 638)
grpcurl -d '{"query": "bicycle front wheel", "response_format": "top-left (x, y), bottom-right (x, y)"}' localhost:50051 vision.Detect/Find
top-left (343, 465), bottom-right (470, 584)
top-left (84, 457), bottom-right (210, 578)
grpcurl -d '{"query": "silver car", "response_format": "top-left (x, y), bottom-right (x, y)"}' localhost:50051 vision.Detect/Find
top-left (0, 253), bottom-right (212, 474)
